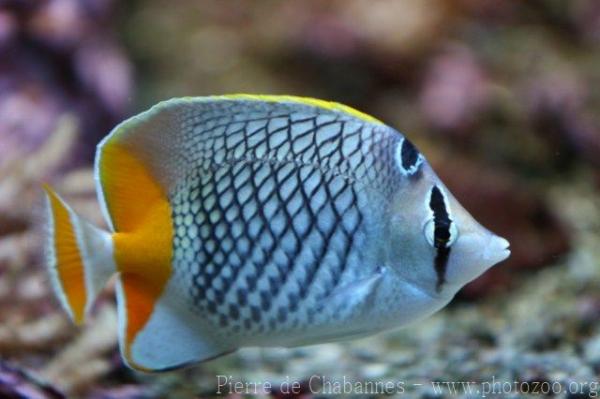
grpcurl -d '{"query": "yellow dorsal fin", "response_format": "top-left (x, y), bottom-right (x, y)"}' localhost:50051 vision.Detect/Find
top-left (217, 94), bottom-right (382, 124)
top-left (99, 144), bottom-right (163, 232)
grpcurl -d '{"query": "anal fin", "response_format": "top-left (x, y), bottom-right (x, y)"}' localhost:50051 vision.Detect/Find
top-left (117, 276), bottom-right (234, 372)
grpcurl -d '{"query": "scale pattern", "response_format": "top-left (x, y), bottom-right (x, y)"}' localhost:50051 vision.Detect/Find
top-left (168, 101), bottom-right (403, 335)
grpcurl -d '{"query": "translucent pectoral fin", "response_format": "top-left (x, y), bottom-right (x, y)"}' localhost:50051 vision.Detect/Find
top-left (320, 267), bottom-right (385, 315)
top-left (290, 270), bottom-right (386, 347)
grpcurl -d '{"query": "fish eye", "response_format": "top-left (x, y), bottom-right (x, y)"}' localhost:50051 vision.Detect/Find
top-left (424, 218), bottom-right (459, 248)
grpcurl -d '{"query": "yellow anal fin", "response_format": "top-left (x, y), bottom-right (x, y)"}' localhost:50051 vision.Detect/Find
top-left (118, 273), bottom-right (158, 371)
top-left (117, 273), bottom-right (235, 372)
top-left (44, 185), bottom-right (87, 325)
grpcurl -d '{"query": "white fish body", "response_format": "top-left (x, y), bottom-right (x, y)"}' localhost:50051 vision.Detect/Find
top-left (43, 95), bottom-right (510, 371)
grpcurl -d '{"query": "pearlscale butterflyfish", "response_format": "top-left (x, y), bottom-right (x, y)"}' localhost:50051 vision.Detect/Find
top-left (43, 95), bottom-right (510, 371)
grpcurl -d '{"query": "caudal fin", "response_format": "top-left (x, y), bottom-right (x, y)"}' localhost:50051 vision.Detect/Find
top-left (43, 185), bottom-right (116, 324)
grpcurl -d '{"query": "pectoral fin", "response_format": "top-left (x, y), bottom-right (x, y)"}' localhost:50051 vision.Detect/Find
top-left (320, 267), bottom-right (385, 314)
top-left (290, 270), bottom-right (386, 347)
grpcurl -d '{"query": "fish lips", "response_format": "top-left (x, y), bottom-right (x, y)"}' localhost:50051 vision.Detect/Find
top-left (444, 233), bottom-right (511, 290)
top-left (484, 235), bottom-right (511, 266)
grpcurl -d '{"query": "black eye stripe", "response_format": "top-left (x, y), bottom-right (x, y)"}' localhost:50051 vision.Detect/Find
top-left (430, 186), bottom-right (452, 246)
top-left (429, 185), bottom-right (453, 292)
top-left (430, 186), bottom-right (452, 245)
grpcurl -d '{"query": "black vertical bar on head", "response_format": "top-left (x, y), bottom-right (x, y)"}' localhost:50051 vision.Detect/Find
top-left (429, 185), bottom-right (452, 292)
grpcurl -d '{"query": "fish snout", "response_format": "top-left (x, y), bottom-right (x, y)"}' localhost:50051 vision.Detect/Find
top-left (484, 234), bottom-right (511, 266)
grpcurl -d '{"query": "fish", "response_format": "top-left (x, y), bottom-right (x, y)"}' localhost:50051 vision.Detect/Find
top-left (42, 95), bottom-right (510, 372)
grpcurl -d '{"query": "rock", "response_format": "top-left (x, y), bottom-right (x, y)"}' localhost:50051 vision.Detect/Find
top-left (583, 335), bottom-right (600, 370)
top-left (0, 361), bottom-right (64, 399)
top-left (420, 46), bottom-right (490, 133)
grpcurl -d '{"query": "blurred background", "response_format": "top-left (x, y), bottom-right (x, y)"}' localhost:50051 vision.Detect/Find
top-left (0, 0), bottom-right (599, 398)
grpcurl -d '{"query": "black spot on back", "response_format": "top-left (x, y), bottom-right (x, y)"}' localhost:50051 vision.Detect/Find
top-left (401, 138), bottom-right (420, 171)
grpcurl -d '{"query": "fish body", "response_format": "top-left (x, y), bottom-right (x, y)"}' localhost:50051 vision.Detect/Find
top-left (43, 95), bottom-right (510, 371)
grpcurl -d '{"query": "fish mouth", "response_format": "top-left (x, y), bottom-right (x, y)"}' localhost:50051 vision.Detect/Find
top-left (485, 235), bottom-right (511, 265)
top-left (498, 237), bottom-right (511, 262)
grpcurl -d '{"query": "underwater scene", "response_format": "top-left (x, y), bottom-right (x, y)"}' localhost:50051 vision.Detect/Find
top-left (0, 1), bottom-right (599, 398)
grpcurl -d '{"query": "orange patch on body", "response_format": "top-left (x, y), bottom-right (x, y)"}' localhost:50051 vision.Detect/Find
top-left (44, 186), bottom-right (87, 324)
top-left (100, 143), bottom-right (173, 365)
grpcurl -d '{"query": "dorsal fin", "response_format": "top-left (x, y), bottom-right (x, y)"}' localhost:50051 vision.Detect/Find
top-left (218, 94), bottom-right (382, 124)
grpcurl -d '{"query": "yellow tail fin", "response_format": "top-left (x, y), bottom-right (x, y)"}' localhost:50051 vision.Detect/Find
top-left (43, 185), bottom-right (116, 324)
